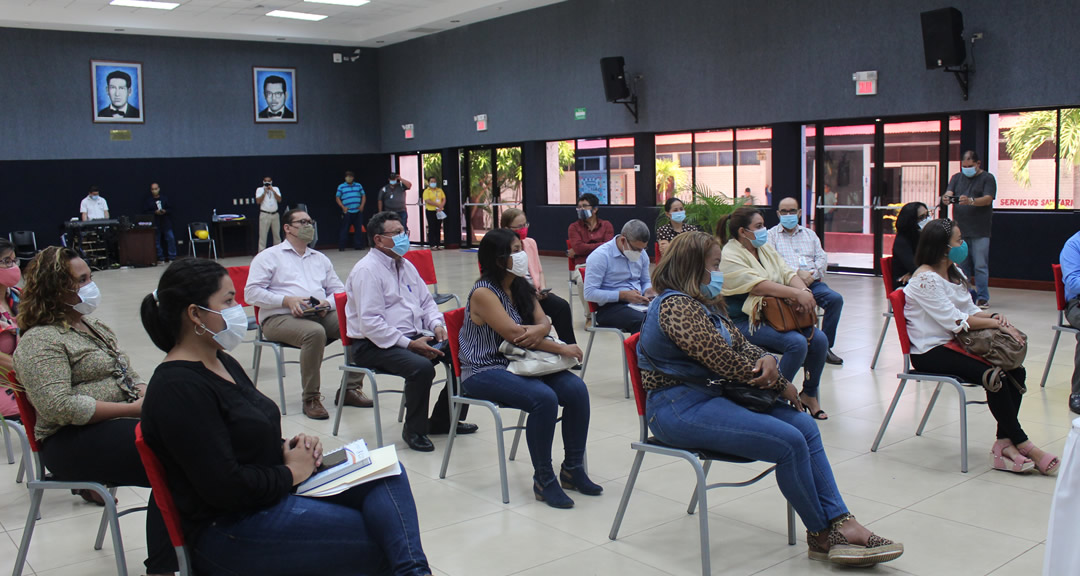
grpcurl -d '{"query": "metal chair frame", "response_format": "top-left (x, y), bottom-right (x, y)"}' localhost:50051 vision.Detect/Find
top-left (402, 249), bottom-right (461, 308)
top-left (609, 333), bottom-right (796, 576)
top-left (1040, 264), bottom-right (1080, 388)
top-left (871, 255), bottom-right (895, 370)
top-left (187, 222), bottom-right (218, 260)
top-left (578, 266), bottom-right (631, 399)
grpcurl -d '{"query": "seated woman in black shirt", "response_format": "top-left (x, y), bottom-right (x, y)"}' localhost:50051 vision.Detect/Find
top-left (139, 258), bottom-right (431, 576)
top-left (891, 202), bottom-right (929, 289)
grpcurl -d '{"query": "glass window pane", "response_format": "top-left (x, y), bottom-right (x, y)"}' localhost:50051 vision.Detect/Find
top-left (804, 125), bottom-right (817, 227)
top-left (496, 146), bottom-right (522, 228)
top-left (991, 111), bottom-right (1058, 210)
top-left (735, 127), bottom-right (772, 205)
top-left (576, 138), bottom-right (609, 204)
top-left (881, 120), bottom-right (941, 254)
top-left (396, 154), bottom-right (422, 241)
top-left (421, 152), bottom-right (443, 246)
top-left (821, 124), bottom-right (875, 269)
top-left (656, 133), bottom-right (693, 204)
top-left (1062, 108), bottom-right (1079, 210)
top-left (546, 140), bottom-right (576, 205)
top-left (609, 136), bottom-right (636, 205)
top-left (466, 149), bottom-right (493, 243)
top-left (692, 130), bottom-right (733, 199)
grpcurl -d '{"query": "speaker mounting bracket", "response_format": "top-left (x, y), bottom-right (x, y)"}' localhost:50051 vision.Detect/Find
top-left (613, 74), bottom-right (641, 123)
top-left (944, 63), bottom-right (970, 101)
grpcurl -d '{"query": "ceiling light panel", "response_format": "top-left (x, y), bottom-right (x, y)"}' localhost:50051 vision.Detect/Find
top-left (109, 0), bottom-right (180, 9)
top-left (266, 9), bottom-right (327, 20)
top-left (304, 0), bottom-right (368, 6)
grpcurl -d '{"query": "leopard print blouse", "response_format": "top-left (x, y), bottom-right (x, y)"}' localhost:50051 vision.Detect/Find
top-left (641, 294), bottom-right (790, 392)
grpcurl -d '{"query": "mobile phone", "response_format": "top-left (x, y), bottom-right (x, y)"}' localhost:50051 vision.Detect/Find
top-left (315, 449), bottom-right (347, 473)
top-left (948, 195), bottom-right (962, 204)
top-left (540, 288), bottom-right (552, 296)
top-left (308, 296), bottom-right (320, 307)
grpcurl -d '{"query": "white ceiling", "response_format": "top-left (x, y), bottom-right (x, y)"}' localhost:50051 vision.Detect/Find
top-left (0, 0), bottom-right (565, 47)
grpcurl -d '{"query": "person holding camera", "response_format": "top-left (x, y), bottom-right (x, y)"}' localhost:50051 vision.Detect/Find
top-left (256, 176), bottom-right (283, 251)
top-left (344, 211), bottom-right (476, 452)
top-left (941, 150), bottom-right (997, 308)
top-left (245, 209), bottom-right (370, 420)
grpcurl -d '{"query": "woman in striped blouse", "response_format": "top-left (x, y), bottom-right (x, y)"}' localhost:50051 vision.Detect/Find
top-left (459, 228), bottom-right (599, 509)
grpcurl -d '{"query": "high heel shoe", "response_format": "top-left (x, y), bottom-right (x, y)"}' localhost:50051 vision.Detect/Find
top-left (533, 476), bottom-right (574, 509)
top-left (560, 464), bottom-right (603, 496)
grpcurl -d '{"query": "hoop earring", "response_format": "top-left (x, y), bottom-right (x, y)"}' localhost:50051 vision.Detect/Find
top-left (194, 324), bottom-right (208, 336)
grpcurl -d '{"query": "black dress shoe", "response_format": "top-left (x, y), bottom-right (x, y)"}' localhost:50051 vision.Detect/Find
top-left (402, 430), bottom-right (435, 452)
top-left (825, 350), bottom-right (844, 365)
top-left (1070, 393), bottom-right (1080, 415)
top-left (428, 421), bottom-right (479, 435)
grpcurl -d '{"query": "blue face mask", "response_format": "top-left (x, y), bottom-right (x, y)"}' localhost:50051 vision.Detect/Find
top-left (701, 270), bottom-right (724, 299)
top-left (389, 180), bottom-right (398, 185)
top-left (577, 208), bottom-right (592, 220)
top-left (747, 228), bottom-right (769, 248)
top-left (390, 232), bottom-right (410, 256)
top-left (961, 166), bottom-right (976, 178)
top-left (779, 214), bottom-right (799, 230)
top-left (949, 240), bottom-right (968, 264)
top-left (670, 211), bottom-right (686, 223)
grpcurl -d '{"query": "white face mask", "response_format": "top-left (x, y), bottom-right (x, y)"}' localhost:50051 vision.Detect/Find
top-left (917, 216), bottom-right (931, 230)
top-left (620, 237), bottom-right (643, 263)
top-left (199, 305), bottom-right (248, 351)
top-left (509, 251), bottom-right (530, 278)
top-left (71, 282), bottom-right (101, 315)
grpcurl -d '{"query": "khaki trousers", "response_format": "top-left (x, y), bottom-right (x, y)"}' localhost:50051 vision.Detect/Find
top-left (261, 312), bottom-right (361, 401)
top-left (258, 211), bottom-right (281, 251)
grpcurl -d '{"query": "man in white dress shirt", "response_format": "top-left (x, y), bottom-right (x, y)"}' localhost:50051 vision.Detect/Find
top-left (245, 209), bottom-right (370, 419)
top-left (256, 176), bottom-right (282, 251)
top-left (80, 186), bottom-right (110, 221)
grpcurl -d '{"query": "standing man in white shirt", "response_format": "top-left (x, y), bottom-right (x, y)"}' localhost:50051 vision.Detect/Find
top-left (345, 211), bottom-right (476, 452)
top-left (80, 186), bottom-right (110, 221)
top-left (245, 208), bottom-right (371, 419)
top-left (767, 196), bottom-right (845, 365)
top-left (256, 176), bottom-right (282, 251)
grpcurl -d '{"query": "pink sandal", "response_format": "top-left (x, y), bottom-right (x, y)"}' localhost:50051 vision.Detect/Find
top-left (1016, 442), bottom-right (1060, 476)
top-left (990, 439), bottom-right (1034, 474)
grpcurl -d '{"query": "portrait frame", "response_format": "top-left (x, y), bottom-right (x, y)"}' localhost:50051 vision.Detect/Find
top-left (91, 60), bottom-right (144, 124)
top-left (253, 66), bottom-right (298, 124)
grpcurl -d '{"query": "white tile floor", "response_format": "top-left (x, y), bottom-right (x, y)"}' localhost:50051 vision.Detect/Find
top-left (2, 247), bottom-right (1074, 575)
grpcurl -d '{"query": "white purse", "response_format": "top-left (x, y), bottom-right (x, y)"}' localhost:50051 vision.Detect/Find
top-left (498, 336), bottom-right (577, 377)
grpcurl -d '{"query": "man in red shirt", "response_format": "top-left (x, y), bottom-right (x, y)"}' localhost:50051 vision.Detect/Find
top-left (567, 193), bottom-right (614, 321)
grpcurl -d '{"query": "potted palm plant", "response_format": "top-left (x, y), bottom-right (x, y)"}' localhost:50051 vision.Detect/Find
top-left (655, 183), bottom-right (747, 236)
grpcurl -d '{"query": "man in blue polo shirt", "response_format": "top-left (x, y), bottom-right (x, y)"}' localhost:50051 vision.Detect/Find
top-left (336, 170), bottom-right (366, 250)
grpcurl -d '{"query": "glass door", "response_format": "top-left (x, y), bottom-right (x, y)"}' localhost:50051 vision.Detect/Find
top-left (459, 146), bottom-right (523, 248)
top-left (818, 124), bottom-right (876, 272)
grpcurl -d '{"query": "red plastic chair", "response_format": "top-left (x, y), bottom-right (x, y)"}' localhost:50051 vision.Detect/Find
top-left (870, 289), bottom-right (990, 473)
top-left (1039, 264), bottom-right (1079, 388)
top-left (578, 264), bottom-right (632, 398)
top-left (11, 386), bottom-right (145, 576)
top-left (438, 307), bottom-right (535, 504)
top-left (402, 249), bottom-right (461, 307)
top-left (228, 265), bottom-right (288, 414)
top-left (871, 255), bottom-right (895, 369)
top-left (608, 333), bottom-right (795, 576)
top-left (133, 423), bottom-right (192, 576)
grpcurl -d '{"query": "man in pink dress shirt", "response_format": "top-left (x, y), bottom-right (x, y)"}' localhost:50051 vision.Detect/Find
top-left (345, 211), bottom-right (477, 452)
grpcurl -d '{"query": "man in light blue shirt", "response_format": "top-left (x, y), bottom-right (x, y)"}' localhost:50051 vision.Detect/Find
top-left (1059, 231), bottom-right (1080, 413)
top-left (584, 219), bottom-right (655, 333)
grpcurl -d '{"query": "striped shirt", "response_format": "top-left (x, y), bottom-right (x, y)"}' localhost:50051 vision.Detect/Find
top-left (459, 280), bottom-right (521, 381)
top-left (336, 182), bottom-right (365, 213)
top-left (766, 223), bottom-right (828, 281)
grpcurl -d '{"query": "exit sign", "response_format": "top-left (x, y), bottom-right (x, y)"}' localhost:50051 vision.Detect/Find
top-left (574, 107), bottom-right (586, 120)
top-left (402, 123), bottom-right (414, 139)
top-left (474, 114), bottom-right (488, 131)
top-left (853, 70), bottom-right (877, 96)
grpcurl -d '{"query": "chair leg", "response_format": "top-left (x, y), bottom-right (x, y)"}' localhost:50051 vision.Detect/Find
top-left (371, 379), bottom-right (384, 448)
top-left (273, 347), bottom-right (287, 416)
top-left (609, 450), bottom-right (646, 540)
top-left (580, 332), bottom-right (597, 377)
top-left (957, 387), bottom-right (969, 473)
top-left (567, 281), bottom-right (574, 319)
top-left (492, 409), bottom-right (510, 504)
top-left (13, 488), bottom-right (45, 576)
top-left (93, 486), bottom-right (118, 550)
top-left (870, 315), bottom-right (891, 370)
top-left (1041, 330), bottom-right (1062, 388)
top-left (693, 462), bottom-right (711, 576)
top-left (16, 456), bottom-right (25, 483)
top-left (397, 393), bottom-right (407, 424)
top-left (871, 379), bottom-right (907, 452)
top-left (101, 490), bottom-right (129, 576)
top-left (619, 334), bottom-right (630, 399)
top-left (508, 411), bottom-right (527, 461)
top-left (2, 419), bottom-right (13, 464)
top-left (332, 371), bottom-right (350, 437)
top-left (687, 459), bottom-right (713, 515)
top-left (917, 383), bottom-right (944, 436)
top-left (787, 502), bottom-right (797, 545)
top-left (438, 400), bottom-right (465, 479)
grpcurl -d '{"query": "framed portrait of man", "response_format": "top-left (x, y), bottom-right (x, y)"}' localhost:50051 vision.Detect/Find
top-left (253, 67), bottom-right (298, 123)
top-left (91, 60), bottom-right (144, 124)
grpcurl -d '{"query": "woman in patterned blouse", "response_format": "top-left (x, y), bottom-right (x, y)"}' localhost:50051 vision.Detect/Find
top-left (13, 247), bottom-right (175, 575)
top-left (655, 197), bottom-right (702, 256)
top-left (637, 232), bottom-right (903, 567)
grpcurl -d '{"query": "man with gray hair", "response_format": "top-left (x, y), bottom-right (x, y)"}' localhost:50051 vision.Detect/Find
top-left (583, 219), bottom-right (656, 333)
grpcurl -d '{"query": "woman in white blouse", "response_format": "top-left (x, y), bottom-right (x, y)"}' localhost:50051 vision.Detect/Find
top-left (904, 219), bottom-right (1058, 475)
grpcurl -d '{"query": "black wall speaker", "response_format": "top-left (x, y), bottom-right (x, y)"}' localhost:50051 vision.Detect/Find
top-left (920, 7), bottom-right (966, 69)
top-left (600, 56), bottom-right (630, 102)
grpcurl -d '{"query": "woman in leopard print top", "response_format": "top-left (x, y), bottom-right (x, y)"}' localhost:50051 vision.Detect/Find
top-left (638, 232), bottom-right (903, 567)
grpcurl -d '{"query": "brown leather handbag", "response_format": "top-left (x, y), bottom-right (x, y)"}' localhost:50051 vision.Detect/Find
top-left (760, 296), bottom-right (817, 334)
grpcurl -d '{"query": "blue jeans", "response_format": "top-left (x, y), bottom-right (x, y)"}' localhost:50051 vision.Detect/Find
top-left (646, 385), bottom-right (847, 532)
top-left (734, 319), bottom-right (827, 397)
top-left (960, 236), bottom-right (991, 302)
top-left (461, 368), bottom-right (590, 483)
top-left (396, 211), bottom-right (409, 232)
top-left (810, 281), bottom-right (843, 348)
top-left (340, 211), bottom-right (366, 249)
top-left (154, 226), bottom-right (176, 260)
top-left (192, 469), bottom-right (429, 576)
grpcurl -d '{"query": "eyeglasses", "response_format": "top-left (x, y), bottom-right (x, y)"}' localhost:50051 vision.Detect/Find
top-left (289, 219), bottom-right (315, 226)
top-left (777, 209), bottom-right (798, 215)
top-left (0, 258), bottom-right (16, 268)
top-left (509, 222), bottom-right (529, 230)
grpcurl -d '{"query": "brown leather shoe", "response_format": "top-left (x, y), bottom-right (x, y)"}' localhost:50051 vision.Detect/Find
top-left (335, 388), bottom-right (374, 408)
top-left (303, 397), bottom-right (329, 420)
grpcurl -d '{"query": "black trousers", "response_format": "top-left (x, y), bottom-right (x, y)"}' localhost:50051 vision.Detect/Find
top-left (539, 292), bottom-right (576, 344)
top-left (40, 419), bottom-right (177, 574)
top-left (351, 337), bottom-right (467, 435)
top-left (425, 210), bottom-right (443, 248)
top-left (910, 345), bottom-right (1028, 445)
top-left (595, 302), bottom-right (645, 334)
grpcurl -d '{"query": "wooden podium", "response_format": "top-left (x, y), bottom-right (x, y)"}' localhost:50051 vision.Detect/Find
top-left (118, 228), bottom-right (157, 267)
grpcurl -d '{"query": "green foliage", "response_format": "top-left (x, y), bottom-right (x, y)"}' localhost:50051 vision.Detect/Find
top-left (655, 158), bottom-right (690, 194)
top-left (558, 141), bottom-right (575, 173)
top-left (655, 184), bottom-right (746, 236)
top-left (1005, 110), bottom-right (1060, 187)
top-left (422, 153), bottom-right (442, 184)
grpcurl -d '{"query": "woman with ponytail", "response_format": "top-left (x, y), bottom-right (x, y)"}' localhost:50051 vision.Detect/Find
top-left (139, 258), bottom-right (432, 576)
